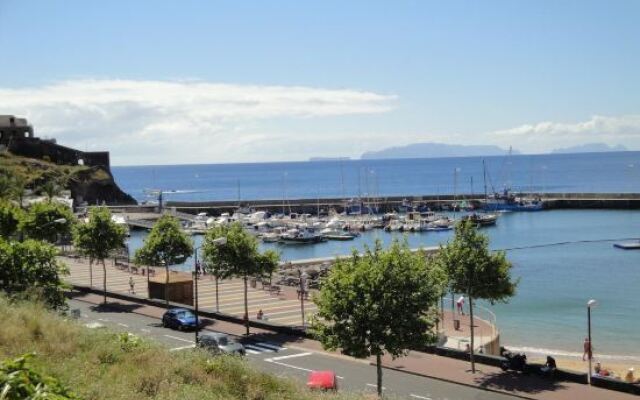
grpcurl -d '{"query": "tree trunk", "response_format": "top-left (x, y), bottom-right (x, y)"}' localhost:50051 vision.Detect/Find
top-left (89, 259), bottom-right (93, 287)
top-left (376, 353), bottom-right (383, 397)
top-left (243, 275), bottom-right (249, 336)
top-left (102, 259), bottom-right (107, 304)
top-left (165, 263), bottom-right (169, 305)
top-left (469, 293), bottom-right (476, 373)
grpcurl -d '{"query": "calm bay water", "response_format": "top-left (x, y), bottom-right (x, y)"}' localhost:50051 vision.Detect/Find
top-left (112, 151), bottom-right (640, 202)
top-left (115, 153), bottom-right (640, 360)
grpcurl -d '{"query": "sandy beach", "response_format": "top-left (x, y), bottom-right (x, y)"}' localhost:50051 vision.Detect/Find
top-left (530, 357), bottom-right (639, 381)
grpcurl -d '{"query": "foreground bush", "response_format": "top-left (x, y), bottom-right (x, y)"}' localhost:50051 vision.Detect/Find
top-left (0, 297), bottom-right (363, 400)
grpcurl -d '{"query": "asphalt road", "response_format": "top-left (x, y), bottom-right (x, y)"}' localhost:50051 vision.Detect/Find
top-left (69, 299), bottom-right (519, 400)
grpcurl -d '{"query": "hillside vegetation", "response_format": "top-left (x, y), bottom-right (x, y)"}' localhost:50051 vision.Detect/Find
top-left (0, 151), bottom-right (108, 187)
top-left (0, 297), bottom-right (363, 400)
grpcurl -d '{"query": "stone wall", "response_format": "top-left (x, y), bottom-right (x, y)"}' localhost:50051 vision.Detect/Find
top-left (7, 137), bottom-right (110, 169)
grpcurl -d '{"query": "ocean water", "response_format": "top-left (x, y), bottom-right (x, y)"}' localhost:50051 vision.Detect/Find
top-left (112, 151), bottom-right (640, 203)
top-left (125, 210), bottom-right (640, 361)
top-left (114, 152), bottom-right (640, 361)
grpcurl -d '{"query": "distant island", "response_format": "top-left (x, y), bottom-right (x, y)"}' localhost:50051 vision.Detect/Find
top-left (550, 143), bottom-right (628, 154)
top-left (308, 156), bottom-right (351, 162)
top-left (361, 142), bottom-right (518, 160)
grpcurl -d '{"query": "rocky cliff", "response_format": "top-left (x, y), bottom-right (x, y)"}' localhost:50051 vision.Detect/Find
top-left (0, 152), bottom-right (136, 206)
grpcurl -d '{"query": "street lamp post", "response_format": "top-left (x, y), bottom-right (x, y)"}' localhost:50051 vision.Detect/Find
top-left (193, 246), bottom-right (202, 344)
top-left (587, 299), bottom-right (598, 384)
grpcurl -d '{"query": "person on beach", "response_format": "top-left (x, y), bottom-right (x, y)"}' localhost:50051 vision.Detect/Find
top-left (257, 309), bottom-right (264, 320)
top-left (624, 368), bottom-right (636, 383)
top-left (456, 296), bottom-right (465, 315)
top-left (582, 337), bottom-right (592, 361)
top-left (128, 276), bottom-right (135, 294)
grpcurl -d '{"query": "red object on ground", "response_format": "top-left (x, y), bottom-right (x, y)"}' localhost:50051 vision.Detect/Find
top-left (307, 370), bottom-right (337, 391)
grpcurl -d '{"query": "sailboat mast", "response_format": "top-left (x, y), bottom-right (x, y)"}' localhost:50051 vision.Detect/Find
top-left (483, 159), bottom-right (488, 201)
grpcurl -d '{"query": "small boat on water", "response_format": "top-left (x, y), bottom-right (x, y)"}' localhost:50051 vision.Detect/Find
top-left (279, 228), bottom-right (326, 244)
top-left (613, 241), bottom-right (640, 250)
top-left (461, 213), bottom-right (498, 227)
top-left (320, 228), bottom-right (358, 241)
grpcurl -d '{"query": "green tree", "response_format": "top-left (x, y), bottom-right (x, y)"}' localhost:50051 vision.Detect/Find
top-left (312, 240), bottom-right (445, 397)
top-left (0, 238), bottom-right (69, 309)
top-left (133, 215), bottom-right (193, 304)
top-left (0, 353), bottom-right (78, 399)
top-left (20, 202), bottom-right (75, 243)
top-left (0, 174), bottom-right (15, 201)
top-left (0, 201), bottom-right (23, 238)
top-left (202, 222), bottom-right (280, 336)
top-left (434, 220), bottom-right (517, 373)
top-left (73, 207), bottom-right (127, 304)
top-left (38, 180), bottom-right (63, 203)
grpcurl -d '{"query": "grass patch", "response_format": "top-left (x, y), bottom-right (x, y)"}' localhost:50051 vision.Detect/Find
top-left (0, 297), bottom-right (366, 400)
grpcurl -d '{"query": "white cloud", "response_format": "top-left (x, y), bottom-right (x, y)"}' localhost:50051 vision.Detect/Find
top-left (487, 115), bottom-right (640, 152)
top-left (0, 79), bottom-right (396, 164)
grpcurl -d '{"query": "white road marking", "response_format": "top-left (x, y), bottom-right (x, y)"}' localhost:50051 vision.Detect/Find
top-left (164, 335), bottom-right (195, 344)
top-left (97, 318), bottom-right (110, 322)
top-left (254, 342), bottom-right (287, 351)
top-left (244, 344), bottom-right (274, 353)
top-left (140, 328), bottom-right (151, 333)
top-left (410, 395), bottom-right (432, 400)
top-left (366, 383), bottom-right (385, 390)
top-left (266, 352), bottom-right (312, 362)
top-left (117, 323), bottom-right (129, 328)
top-left (245, 349), bottom-right (260, 355)
top-left (264, 357), bottom-right (344, 379)
top-left (170, 344), bottom-right (195, 352)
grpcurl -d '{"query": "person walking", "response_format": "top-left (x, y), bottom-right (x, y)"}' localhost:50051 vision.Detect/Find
top-left (582, 337), bottom-right (592, 361)
top-left (456, 295), bottom-right (465, 315)
top-left (128, 276), bottom-right (135, 294)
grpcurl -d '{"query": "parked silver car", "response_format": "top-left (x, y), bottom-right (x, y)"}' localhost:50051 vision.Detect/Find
top-left (198, 332), bottom-right (245, 356)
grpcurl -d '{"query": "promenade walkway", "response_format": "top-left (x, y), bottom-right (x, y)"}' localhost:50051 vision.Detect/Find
top-left (62, 256), bottom-right (498, 352)
top-left (62, 256), bottom-right (317, 327)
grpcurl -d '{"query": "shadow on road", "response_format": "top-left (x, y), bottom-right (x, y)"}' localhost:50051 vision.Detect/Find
top-left (474, 371), bottom-right (568, 394)
top-left (89, 302), bottom-right (144, 314)
top-left (239, 330), bottom-right (306, 348)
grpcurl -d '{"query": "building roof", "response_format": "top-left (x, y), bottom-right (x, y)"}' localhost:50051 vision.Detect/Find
top-left (0, 115), bottom-right (30, 128)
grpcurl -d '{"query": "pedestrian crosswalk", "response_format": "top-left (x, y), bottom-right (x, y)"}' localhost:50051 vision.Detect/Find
top-left (243, 341), bottom-right (287, 355)
top-left (62, 256), bottom-right (318, 327)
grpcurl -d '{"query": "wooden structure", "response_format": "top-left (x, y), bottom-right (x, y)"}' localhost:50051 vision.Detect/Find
top-left (148, 271), bottom-right (194, 305)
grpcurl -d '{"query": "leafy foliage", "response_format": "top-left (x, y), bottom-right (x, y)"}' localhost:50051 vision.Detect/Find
top-left (434, 220), bottom-right (518, 372)
top-left (73, 207), bottom-right (127, 303)
top-left (202, 222), bottom-right (280, 334)
top-left (0, 353), bottom-right (78, 400)
top-left (202, 223), bottom-right (277, 279)
top-left (133, 215), bottom-right (193, 267)
top-left (73, 207), bottom-right (127, 262)
top-left (435, 220), bottom-right (517, 302)
top-left (312, 239), bottom-right (445, 395)
top-left (0, 239), bottom-right (68, 309)
top-left (20, 202), bottom-right (75, 243)
top-left (0, 201), bottom-right (23, 238)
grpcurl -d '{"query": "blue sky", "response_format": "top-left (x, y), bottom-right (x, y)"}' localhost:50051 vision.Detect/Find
top-left (1, 0), bottom-right (639, 165)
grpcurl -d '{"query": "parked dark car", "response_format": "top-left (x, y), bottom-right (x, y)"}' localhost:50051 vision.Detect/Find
top-left (162, 308), bottom-right (198, 331)
top-left (198, 332), bottom-right (245, 356)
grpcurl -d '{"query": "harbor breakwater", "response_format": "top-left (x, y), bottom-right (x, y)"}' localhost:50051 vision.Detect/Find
top-left (156, 192), bottom-right (640, 215)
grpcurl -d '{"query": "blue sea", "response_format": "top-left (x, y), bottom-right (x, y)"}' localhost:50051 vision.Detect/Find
top-left (112, 151), bottom-right (640, 203)
top-left (114, 152), bottom-right (640, 361)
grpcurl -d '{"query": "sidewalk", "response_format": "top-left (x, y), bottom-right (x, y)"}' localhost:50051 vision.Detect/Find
top-left (69, 291), bottom-right (638, 400)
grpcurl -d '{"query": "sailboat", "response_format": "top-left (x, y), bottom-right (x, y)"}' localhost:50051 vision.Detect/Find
top-left (482, 152), bottom-right (544, 212)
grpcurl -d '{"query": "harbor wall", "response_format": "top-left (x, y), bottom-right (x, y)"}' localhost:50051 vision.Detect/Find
top-left (162, 192), bottom-right (640, 215)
